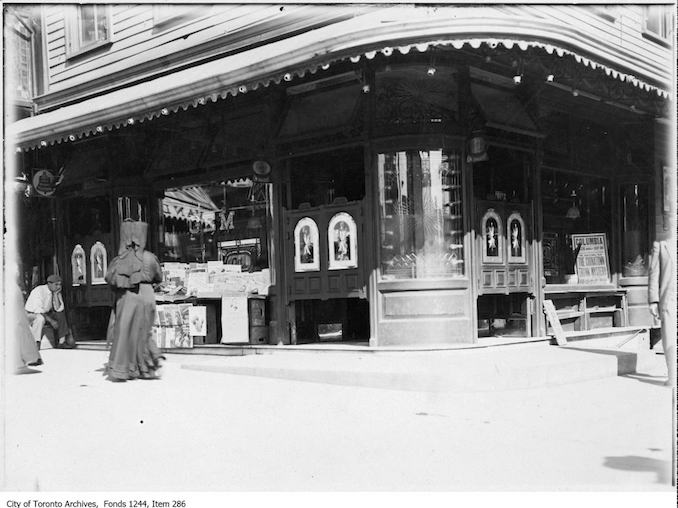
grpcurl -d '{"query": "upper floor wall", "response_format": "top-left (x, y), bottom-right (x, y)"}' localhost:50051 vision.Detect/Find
top-left (38, 3), bottom-right (371, 110)
top-left (36, 4), bottom-right (674, 112)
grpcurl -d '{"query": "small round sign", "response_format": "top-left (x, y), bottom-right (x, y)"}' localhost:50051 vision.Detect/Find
top-left (32, 169), bottom-right (58, 197)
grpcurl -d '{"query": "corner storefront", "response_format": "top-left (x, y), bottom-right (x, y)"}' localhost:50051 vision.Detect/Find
top-left (9, 17), bottom-right (672, 349)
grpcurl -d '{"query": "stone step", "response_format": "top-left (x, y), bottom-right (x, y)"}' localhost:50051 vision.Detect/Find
top-left (179, 343), bottom-right (641, 393)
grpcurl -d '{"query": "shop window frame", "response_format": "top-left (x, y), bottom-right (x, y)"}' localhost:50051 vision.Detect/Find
top-left (540, 166), bottom-right (615, 287)
top-left (374, 135), bottom-right (469, 284)
top-left (617, 178), bottom-right (652, 284)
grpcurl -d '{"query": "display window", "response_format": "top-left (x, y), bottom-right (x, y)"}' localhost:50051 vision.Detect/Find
top-left (158, 179), bottom-right (270, 271)
top-left (620, 183), bottom-right (650, 277)
top-left (378, 148), bottom-right (464, 279)
top-left (541, 169), bottom-right (612, 284)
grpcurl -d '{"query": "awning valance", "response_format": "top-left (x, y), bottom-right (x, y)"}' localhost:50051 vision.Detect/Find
top-left (8, 7), bottom-right (671, 150)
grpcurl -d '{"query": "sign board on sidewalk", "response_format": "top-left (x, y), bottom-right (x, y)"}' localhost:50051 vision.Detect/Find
top-left (543, 299), bottom-right (567, 346)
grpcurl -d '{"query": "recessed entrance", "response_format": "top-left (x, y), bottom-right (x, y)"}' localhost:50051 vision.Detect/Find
top-left (294, 298), bottom-right (370, 344)
top-left (477, 293), bottom-right (531, 338)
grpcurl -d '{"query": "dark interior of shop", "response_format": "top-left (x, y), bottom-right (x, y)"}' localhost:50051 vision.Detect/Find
top-left (294, 298), bottom-right (370, 343)
top-left (288, 147), bottom-right (365, 209)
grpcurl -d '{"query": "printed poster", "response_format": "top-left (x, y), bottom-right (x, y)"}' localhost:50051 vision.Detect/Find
top-left (571, 233), bottom-right (610, 284)
top-left (221, 295), bottom-right (249, 343)
top-left (188, 306), bottom-right (207, 336)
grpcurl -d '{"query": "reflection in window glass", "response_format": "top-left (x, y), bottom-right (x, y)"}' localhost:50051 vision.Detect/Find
top-left (621, 183), bottom-right (649, 277)
top-left (159, 180), bottom-right (270, 271)
top-left (6, 16), bottom-right (33, 102)
top-left (644, 5), bottom-right (673, 40)
top-left (79, 5), bottom-right (108, 46)
top-left (378, 149), bottom-right (464, 279)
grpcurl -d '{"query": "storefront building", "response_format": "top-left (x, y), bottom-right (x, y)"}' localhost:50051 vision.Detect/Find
top-left (7, 4), bottom-right (675, 347)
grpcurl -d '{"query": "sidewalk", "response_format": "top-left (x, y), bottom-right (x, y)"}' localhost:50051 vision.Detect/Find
top-left (2, 347), bottom-right (674, 492)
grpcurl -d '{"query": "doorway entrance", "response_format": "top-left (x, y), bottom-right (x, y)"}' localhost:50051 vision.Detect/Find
top-left (283, 147), bottom-right (370, 344)
top-left (472, 145), bottom-right (536, 338)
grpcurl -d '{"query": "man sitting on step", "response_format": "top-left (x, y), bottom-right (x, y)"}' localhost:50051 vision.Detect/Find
top-left (24, 274), bottom-right (76, 349)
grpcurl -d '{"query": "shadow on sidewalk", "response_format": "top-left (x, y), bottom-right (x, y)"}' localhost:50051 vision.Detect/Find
top-left (621, 373), bottom-right (668, 387)
top-left (603, 455), bottom-right (671, 484)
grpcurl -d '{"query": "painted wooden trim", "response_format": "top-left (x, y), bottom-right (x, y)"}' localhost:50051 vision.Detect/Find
top-left (377, 279), bottom-right (470, 292)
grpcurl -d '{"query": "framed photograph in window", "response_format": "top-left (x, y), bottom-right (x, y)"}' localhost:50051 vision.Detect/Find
top-left (294, 217), bottom-right (320, 272)
top-left (328, 212), bottom-right (358, 270)
top-left (90, 241), bottom-right (107, 285)
top-left (507, 212), bottom-right (526, 264)
top-left (481, 209), bottom-right (503, 264)
top-left (71, 244), bottom-right (86, 286)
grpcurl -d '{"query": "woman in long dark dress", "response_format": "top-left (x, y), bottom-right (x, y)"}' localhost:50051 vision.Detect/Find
top-left (105, 221), bottom-right (164, 381)
top-left (11, 280), bottom-right (43, 372)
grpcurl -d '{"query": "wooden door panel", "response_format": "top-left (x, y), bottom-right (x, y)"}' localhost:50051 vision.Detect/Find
top-left (285, 201), bottom-right (367, 301)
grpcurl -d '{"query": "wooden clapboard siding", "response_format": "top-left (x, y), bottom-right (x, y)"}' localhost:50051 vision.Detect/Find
top-left (42, 3), bottom-right (311, 92)
top-left (618, 6), bottom-right (672, 66)
top-left (110, 3), bottom-right (149, 26)
top-left (38, 4), bottom-right (672, 105)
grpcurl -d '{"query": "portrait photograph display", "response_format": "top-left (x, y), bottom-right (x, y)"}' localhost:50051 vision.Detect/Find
top-left (328, 212), bottom-right (357, 270)
top-left (294, 217), bottom-right (320, 272)
top-left (507, 212), bottom-right (526, 264)
top-left (71, 244), bottom-right (86, 285)
top-left (481, 209), bottom-right (503, 264)
top-left (90, 241), bottom-right (108, 285)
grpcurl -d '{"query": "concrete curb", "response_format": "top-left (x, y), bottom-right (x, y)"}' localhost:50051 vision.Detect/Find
top-left (180, 346), bottom-right (640, 392)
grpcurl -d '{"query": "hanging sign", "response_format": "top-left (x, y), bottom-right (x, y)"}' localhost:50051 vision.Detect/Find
top-left (32, 169), bottom-right (62, 197)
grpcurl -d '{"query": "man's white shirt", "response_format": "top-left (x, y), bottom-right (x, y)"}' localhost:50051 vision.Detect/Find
top-left (24, 285), bottom-right (64, 314)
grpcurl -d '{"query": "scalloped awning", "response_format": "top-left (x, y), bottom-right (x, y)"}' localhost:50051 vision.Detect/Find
top-left (8, 8), bottom-right (672, 150)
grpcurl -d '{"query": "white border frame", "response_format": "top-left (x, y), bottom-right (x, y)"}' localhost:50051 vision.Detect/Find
top-left (90, 241), bottom-right (108, 285)
top-left (328, 212), bottom-right (358, 270)
top-left (71, 244), bottom-right (86, 286)
top-left (507, 212), bottom-right (527, 264)
top-left (294, 217), bottom-right (320, 272)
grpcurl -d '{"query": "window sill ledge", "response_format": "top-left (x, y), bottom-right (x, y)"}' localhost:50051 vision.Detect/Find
top-left (67, 40), bottom-right (113, 62)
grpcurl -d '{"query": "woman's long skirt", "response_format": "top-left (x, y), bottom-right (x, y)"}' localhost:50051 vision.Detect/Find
top-left (12, 283), bottom-right (42, 369)
top-left (107, 284), bottom-right (163, 381)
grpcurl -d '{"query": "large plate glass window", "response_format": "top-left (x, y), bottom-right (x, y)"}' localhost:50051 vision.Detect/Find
top-left (378, 148), bottom-right (464, 279)
top-left (158, 179), bottom-right (270, 271)
top-left (541, 169), bottom-right (612, 284)
top-left (621, 183), bottom-right (649, 277)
